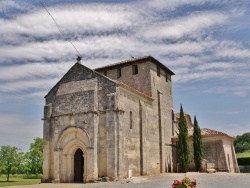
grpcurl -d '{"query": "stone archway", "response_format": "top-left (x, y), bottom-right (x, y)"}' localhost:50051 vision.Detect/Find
top-left (59, 140), bottom-right (88, 183)
top-left (74, 148), bottom-right (84, 182)
top-left (54, 126), bottom-right (98, 183)
top-left (56, 127), bottom-right (90, 183)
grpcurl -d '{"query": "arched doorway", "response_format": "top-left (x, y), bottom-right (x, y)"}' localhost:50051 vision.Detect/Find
top-left (74, 148), bottom-right (84, 182)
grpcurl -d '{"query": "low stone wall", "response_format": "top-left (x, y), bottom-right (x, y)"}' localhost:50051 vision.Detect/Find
top-left (239, 165), bottom-right (250, 173)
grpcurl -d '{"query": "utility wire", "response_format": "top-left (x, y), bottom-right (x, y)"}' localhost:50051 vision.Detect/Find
top-left (39, 0), bottom-right (81, 57)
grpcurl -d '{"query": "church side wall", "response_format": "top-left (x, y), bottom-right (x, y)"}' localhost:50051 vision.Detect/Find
top-left (97, 59), bottom-right (174, 175)
top-left (149, 61), bottom-right (174, 173)
top-left (97, 60), bottom-right (174, 175)
top-left (117, 88), bottom-right (143, 178)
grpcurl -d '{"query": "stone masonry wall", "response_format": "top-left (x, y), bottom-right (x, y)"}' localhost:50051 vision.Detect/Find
top-left (203, 139), bottom-right (227, 171)
top-left (97, 61), bottom-right (152, 97)
top-left (149, 61), bottom-right (173, 173)
top-left (117, 87), bottom-right (146, 178)
top-left (43, 63), bottom-right (118, 182)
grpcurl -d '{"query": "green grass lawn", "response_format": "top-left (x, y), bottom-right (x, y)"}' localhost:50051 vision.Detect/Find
top-left (236, 151), bottom-right (250, 158)
top-left (0, 177), bottom-right (40, 187)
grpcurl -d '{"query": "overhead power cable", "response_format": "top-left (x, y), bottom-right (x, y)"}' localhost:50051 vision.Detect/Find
top-left (39, 0), bottom-right (81, 57)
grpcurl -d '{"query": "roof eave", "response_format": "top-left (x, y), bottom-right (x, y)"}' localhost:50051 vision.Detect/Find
top-left (94, 56), bottom-right (175, 75)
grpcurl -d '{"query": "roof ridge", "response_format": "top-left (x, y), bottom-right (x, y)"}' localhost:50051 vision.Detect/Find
top-left (94, 56), bottom-right (152, 70)
top-left (94, 56), bottom-right (175, 75)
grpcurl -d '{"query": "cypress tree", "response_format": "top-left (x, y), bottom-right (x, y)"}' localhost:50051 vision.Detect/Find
top-left (177, 105), bottom-right (190, 172)
top-left (193, 116), bottom-right (203, 171)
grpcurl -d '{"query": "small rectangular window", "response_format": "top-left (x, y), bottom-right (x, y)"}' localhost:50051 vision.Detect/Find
top-left (132, 65), bottom-right (138, 75)
top-left (157, 67), bottom-right (160, 77)
top-left (117, 68), bottom-right (121, 78)
top-left (130, 111), bottom-right (133, 129)
top-left (165, 72), bottom-right (168, 82)
top-left (104, 71), bottom-right (107, 76)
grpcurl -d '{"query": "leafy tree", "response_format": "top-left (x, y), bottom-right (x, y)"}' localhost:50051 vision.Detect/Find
top-left (234, 132), bottom-right (250, 153)
top-left (193, 116), bottom-right (203, 171)
top-left (24, 137), bottom-right (43, 175)
top-left (0, 145), bottom-right (23, 181)
top-left (177, 105), bottom-right (190, 172)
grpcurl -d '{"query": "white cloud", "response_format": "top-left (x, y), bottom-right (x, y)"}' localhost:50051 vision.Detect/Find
top-left (166, 55), bottom-right (201, 67)
top-left (0, 35), bottom-right (207, 63)
top-left (147, 0), bottom-right (249, 10)
top-left (0, 61), bottom-right (72, 81)
top-left (143, 11), bottom-right (228, 40)
top-left (0, 77), bottom-right (59, 92)
top-left (0, 40), bottom-right (76, 62)
top-left (0, 3), bottom-right (138, 41)
top-left (194, 62), bottom-right (246, 71)
top-left (0, 3), bottom-right (249, 95)
top-left (0, 1), bottom-right (25, 12)
top-left (203, 84), bottom-right (250, 97)
top-left (174, 70), bottom-right (228, 83)
top-left (216, 47), bottom-right (250, 59)
top-left (147, 0), bottom-right (203, 10)
top-left (0, 0), bottom-right (250, 151)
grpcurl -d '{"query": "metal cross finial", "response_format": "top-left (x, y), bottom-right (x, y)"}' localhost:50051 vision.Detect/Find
top-left (77, 56), bottom-right (82, 64)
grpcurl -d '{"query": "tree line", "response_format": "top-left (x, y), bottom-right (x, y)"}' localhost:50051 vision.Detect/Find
top-left (0, 137), bottom-right (43, 181)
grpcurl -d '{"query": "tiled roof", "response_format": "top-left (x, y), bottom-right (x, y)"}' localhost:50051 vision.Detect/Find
top-left (173, 127), bottom-right (234, 140)
top-left (201, 128), bottom-right (229, 137)
top-left (187, 128), bottom-right (234, 139)
top-left (94, 56), bottom-right (175, 75)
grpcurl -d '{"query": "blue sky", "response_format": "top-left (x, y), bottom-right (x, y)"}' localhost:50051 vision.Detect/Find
top-left (0, 0), bottom-right (250, 151)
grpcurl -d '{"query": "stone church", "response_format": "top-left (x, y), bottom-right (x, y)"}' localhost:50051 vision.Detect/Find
top-left (42, 56), bottom-right (175, 183)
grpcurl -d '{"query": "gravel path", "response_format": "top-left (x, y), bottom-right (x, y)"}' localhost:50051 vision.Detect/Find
top-left (5, 173), bottom-right (250, 188)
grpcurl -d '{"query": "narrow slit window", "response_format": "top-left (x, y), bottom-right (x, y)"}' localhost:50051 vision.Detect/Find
top-left (104, 71), bottom-right (107, 76)
top-left (130, 111), bottom-right (133, 129)
top-left (157, 67), bottom-right (160, 77)
top-left (132, 65), bottom-right (138, 75)
top-left (117, 68), bottom-right (121, 78)
top-left (165, 72), bottom-right (168, 82)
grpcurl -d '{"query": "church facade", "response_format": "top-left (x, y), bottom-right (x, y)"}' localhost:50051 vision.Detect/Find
top-left (42, 56), bottom-right (175, 183)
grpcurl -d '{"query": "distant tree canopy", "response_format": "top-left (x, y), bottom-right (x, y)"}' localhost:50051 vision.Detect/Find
top-left (234, 132), bottom-right (250, 153)
top-left (0, 137), bottom-right (43, 181)
top-left (24, 137), bottom-right (43, 175)
top-left (0, 145), bottom-right (23, 181)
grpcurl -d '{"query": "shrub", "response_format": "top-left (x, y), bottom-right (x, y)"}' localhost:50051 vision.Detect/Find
top-left (237, 157), bottom-right (250, 165)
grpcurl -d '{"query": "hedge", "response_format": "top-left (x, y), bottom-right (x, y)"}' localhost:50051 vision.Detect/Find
top-left (237, 157), bottom-right (250, 165)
